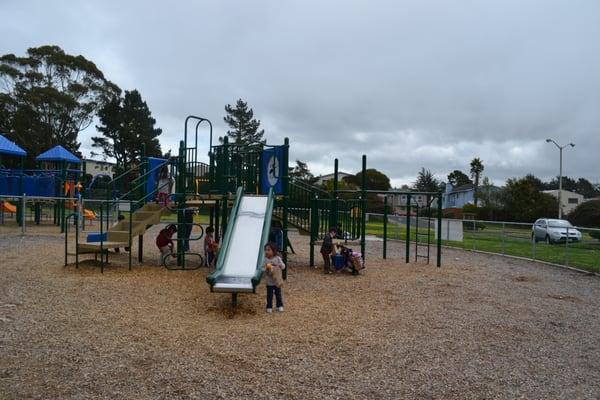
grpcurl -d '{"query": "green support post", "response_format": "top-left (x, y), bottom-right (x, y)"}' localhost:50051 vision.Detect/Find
top-left (360, 155), bottom-right (366, 261)
top-left (34, 202), bottom-right (41, 225)
top-left (214, 201), bottom-right (220, 240)
top-left (383, 195), bottom-right (388, 259)
top-left (75, 212), bottom-right (79, 268)
top-left (138, 235), bottom-right (143, 263)
top-left (282, 138), bottom-right (289, 279)
top-left (60, 162), bottom-right (67, 233)
top-left (436, 193), bottom-right (442, 268)
top-left (100, 200), bottom-right (104, 273)
top-left (406, 193), bottom-right (411, 264)
top-left (331, 158), bottom-right (339, 230)
top-left (220, 137), bottom-right (229, 239)
top-left (310, 193), bottom-right (317, 267)
top-left (129, 200), bottom-right (133, 270)
top-left (176, 141), bottom-right (186, 268)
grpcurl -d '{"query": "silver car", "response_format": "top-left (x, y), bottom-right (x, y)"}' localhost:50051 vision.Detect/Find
top-left (532, 218), bottom-right (582, 244)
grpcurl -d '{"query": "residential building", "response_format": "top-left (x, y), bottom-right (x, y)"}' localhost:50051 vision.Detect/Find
top-left (442, 183), bottom-right (476, 209)
top-left (542, 189), bottom-right (584, 215)
top-left (82, 158), bottom-right (116, 178)
top-left (314, 171), bottom-right (352, 186)
top-left (379, 193), bottom-right (431, 214)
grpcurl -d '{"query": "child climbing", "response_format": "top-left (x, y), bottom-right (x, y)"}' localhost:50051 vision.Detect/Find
top-left (156, 224), bottom-right (177, 265)
top-left (263, 242), bottom-right (285, 313)
top-left (204, 226), bottom-right (218, 267)
top-left (320, 226), bottom-right (337, 274)
top-left (156, 165), bottom-right (172, 207)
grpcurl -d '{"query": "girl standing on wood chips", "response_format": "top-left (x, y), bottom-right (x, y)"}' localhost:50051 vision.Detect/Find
top-left (263, 242), bottom-right (285, 313)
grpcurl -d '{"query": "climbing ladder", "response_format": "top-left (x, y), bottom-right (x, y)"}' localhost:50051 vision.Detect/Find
top-left (413, 195), bottom-right (434, 264)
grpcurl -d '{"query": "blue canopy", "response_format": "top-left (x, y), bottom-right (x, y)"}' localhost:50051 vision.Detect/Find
top-left (0, 134), bottom-right (27, 157)
top-left (36, 145), bottom-right (81, 164)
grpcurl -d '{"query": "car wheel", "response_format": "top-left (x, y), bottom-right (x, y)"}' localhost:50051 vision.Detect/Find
top-left (545, 235), bottom-right (552, 245)
top-left (531, 233), bottom-right (538, 243)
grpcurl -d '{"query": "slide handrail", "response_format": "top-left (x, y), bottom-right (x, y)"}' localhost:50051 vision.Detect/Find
top-left (251, 187), bottom-right (274, 288)
top-left (206, 186), bottom-right (244, 286)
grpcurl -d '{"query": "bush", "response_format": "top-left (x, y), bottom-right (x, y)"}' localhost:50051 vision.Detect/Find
top-left (463, 220), bottom-right (486, 231)
top-left (568, 200), bottom-right (600, 240)
top-left (462, 203), bottom-right (478, 215)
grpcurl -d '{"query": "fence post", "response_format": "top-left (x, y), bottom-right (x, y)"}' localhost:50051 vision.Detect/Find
top-left (21, 194), bottom-right (26, 235)
top-left (436, 193), bottom-right (442, 268)
top-left (501, 222), bottom-right (506, 255)
top-left (383, 196), bottom-right (388, 259)
top-left (81, 197), bottom-right (86, 231)
top-left (565, 227), bottom-right (570, 267)
top-left (472, 220), bottom-right (476, 251)
top-left (532, 223), bottom-right (537, 260)
top-left (405, 193), bottom-right (411, 263)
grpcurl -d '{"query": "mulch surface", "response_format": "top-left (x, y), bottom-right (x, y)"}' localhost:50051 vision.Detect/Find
top-left (1, 225), bottom-right (600, 399)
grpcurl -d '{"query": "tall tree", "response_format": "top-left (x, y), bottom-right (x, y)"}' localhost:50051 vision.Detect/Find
top-left (92, 89), bottom-right (162, 170)
top-left (478, 176), bottom-right (502, 208)
top-left (344, 168), bottom-right (391, 190)
top-left (470, 157), bottom-right (485, 205)
top-left (576, 178), bottom-right (600, 198)
top-left (223, 99), bottom-right (265, 146)
top-left (447, 169), bottom-right (472, 187)
top-left (0, 45), bottom-right (120, 163)
top-left (289, 160), bottom-right (316, 184)
top-left (500, 176), bottom-right (558, 222)
top-left (413, 168), bottom-right (440, 192)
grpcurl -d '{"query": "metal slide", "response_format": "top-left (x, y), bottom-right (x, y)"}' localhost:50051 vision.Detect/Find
top-left (207, 187), bottom-right (274, 294)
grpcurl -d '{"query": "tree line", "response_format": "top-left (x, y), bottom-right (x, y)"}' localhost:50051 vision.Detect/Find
top-left (0, 46), bottom-right (265, 175)
top-left (0, 46), bottom-right (164, 171)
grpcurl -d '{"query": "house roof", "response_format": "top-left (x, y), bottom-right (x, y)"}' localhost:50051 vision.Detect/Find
top-left (0, 134), bottom-right (27, 157)
top-left (450, 184), bottom-right (474, 193)
top-left (36, 145), bottom-right (81, 164)
top-left (316, 171), bottom-right (352, 180)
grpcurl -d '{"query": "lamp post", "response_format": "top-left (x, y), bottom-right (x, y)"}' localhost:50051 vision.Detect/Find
top-left (546, 139), bottom-right (575, 219)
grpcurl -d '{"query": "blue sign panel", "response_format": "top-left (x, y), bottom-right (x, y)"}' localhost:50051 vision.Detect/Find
top-left (261, 147), bottom-right (284, 195)
top-left (146, 157), bottom-right (167, 202)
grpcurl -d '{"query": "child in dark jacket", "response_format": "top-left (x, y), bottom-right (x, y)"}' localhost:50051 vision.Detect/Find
top-left (320, 227), bottom-right (337, 274)
top-left (156, 224), bottom-right (177, 265)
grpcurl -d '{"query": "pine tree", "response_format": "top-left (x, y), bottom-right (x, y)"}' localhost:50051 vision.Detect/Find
top-left (223, 99), bottom-right (265, 146)
top-left (92, 89), bottom-right (162, 170)
top-left (413, 168), bottom-right (440, 192)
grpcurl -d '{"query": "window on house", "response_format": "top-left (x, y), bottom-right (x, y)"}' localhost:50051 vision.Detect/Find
top-left (568, 198), bottom-right (579, 204)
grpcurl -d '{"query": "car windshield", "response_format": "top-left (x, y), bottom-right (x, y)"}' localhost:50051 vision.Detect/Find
top-left (548, 220), bottom-right (573, 228)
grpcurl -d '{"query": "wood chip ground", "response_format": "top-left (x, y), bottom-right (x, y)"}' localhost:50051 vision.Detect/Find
top-left (1, 224), bottom-right (599, 399)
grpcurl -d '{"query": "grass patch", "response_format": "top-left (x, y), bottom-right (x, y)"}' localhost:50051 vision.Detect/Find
top-left (365, 220), bottom-right (600, 273)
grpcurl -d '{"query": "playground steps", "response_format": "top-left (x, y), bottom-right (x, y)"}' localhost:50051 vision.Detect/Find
top-left (78, 203), bottom-right (167, 254)
top-left (272, 213), bottom-right (311, 236)
top-left (77, 242), bottom-right (129, 253)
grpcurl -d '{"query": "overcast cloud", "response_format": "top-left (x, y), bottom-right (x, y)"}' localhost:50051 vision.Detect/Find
top-left (2, 0), bottom-right (599, 186)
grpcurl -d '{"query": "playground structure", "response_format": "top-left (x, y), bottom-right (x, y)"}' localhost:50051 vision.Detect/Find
top-left (0, 139), bottom-right (99, 231)
top-left (2, 117), bottom-right (443, 304)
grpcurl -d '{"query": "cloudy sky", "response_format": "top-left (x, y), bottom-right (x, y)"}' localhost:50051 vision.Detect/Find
top-left (2, 0), bottom-right (600, 186)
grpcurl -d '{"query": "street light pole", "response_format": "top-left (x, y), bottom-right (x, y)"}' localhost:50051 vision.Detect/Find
top-left (546, 139), bottom-right (575, 219)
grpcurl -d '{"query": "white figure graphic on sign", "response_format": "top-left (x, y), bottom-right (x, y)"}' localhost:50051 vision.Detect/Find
top-left (267, 154), bottom-right (279, 187)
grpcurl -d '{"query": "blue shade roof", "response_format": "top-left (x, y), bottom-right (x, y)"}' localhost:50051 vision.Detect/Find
top-left (0, 134), bottom-right (27, 157)
top-left (36, 145), bottom-right (81, 164)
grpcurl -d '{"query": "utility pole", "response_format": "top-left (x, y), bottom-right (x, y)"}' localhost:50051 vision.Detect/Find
top-left (546, 139), bottom-right (575, 219)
